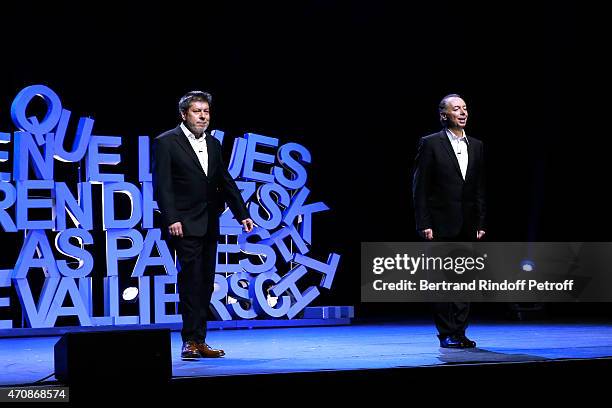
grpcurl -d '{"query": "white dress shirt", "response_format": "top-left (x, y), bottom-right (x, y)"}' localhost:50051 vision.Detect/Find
top-left (446, 128), bottom-right (469, 180)
top-left (181, 122), bottom-right (208, 176)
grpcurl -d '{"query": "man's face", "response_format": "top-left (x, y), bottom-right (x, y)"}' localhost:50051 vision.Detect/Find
top-left (442, 97), bottom-right (468, 129)
top-left (181, 100), bottom-right (210, 136)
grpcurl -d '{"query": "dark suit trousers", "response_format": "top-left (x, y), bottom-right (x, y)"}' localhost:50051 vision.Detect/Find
top-left (173, 234), bottom-right (218, 343)
top-left (433, 301), bottom-right (470, 338)
top-left (432, 226), bottom-right (474, 338)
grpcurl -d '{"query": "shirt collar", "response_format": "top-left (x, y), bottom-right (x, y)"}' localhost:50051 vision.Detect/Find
top-left (445, 128), bottom-right (469, 145)
top-left (180, 122), bottom-right (205, 140)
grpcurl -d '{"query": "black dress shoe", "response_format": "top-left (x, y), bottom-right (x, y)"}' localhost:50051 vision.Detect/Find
top-left (457, 334), bottom-right (476, 348)
top-left (439, 335), bottom-right (465, 348)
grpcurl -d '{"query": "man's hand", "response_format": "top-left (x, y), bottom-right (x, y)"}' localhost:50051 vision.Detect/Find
top-left (477, 230), bottom-right (486, 240)
top-left (168, 221), bottom-right (183, 238)
top-left (420, 228), bottom-right (434, 240)
top-left (241, 218), bottom-right (254, 233)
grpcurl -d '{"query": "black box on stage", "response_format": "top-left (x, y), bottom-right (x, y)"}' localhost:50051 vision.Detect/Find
top-left (54, 329), bottom-right (172, 384)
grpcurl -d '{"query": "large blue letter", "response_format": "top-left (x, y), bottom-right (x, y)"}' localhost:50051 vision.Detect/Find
top-left (242, 133), bottom-right (278, 183)
top-left (265, 225), bottom-right (309, 263)
top-left (153, 275), bottom-right (181, 323)
top-left (0, 182), bottom-right (17, 232)
top-left (220, 181), bottom-right (256, 228)
top-left (102, 182), bottom-right (142, 229)
top-left (133, 229), bottom-right (178, 277)
top-left (11, 85), bottom-right (62, 136)
top-left (55, 182), bottom-right (93, 230)
top-left (53, 109), bottom-right (93, 163)
top-left (250, 270), bottom-right (291, 318)
top-left (294, 253), bottom-right (341, 290)
top-left (274, 142), bottom-right (311, 190)
top-left (16, 180), bottom-right (55, 230)
top-left (228, 136), bottom-right (247, 179)
top-left (14, 277), bottom-right (60, 328)
top-left (55, 228), bottom-right (94, 278)
top-left (86, 135), bottom-right (124, 182)
top-left (13, 132), bottom-right (55, 180)
top-left (138, 136), bottom-right (152, 182)
top-left (216, 226), bottom-right (243, 273)
top-left (141, 181), bottom-right (158, 229)
top-left (271, 265), bottom-right (320, 319)
top-left (45, 277), bottom-right (92, 327)
top-left (238, 227), bottom-right (276, 274)
top-left (228, 272), bottom-right (257, 319)
top-left (0, 270), bottom-right (12, 328)
top-left (249, 182), bottom-right (290, 230)
top-left (14, 230), bottom-right (60, 279)
top-left (103, 276), bottom-right (139, 325)
top-left (210, 274), bottom-right (232, 321)
top-left (0, 132), bottom-right (11, 181)
top-left (282, 186), bottom-right (329, 227)
top-left (105, 229), bottom-right (144, 276)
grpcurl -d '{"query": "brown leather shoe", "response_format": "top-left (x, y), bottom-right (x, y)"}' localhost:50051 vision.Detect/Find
top-left (195, 342), bottom-right (225, 358)
top-left (181, 341), bottom-right (202, 360)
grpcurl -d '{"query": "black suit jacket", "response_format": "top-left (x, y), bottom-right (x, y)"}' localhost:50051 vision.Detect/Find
top-left (152, 125), bottom-right (249, 237)
top-left (412, 130), bottom-right (486, 238)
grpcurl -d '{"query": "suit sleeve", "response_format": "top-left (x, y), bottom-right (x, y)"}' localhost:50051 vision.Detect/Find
top-left (152, 137), bottom-right (181, 227)
top-left (476, 141), bottom-right (487, 230)
top-left (412, 137), bottom-right (433, 231)
top-left (216, 140), bottom-right (250, 222)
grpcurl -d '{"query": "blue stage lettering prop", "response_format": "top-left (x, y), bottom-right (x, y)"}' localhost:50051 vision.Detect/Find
top-left (0, 132), bottom-right (13, 182)
top-left (55, 182), bottom-right (93, 230)
top-left (0, 84), bottom-right (341, 329)
top-left (0, 270), bottom-right (12, 328)
top-left (228, 272), bottom-right (258, 319)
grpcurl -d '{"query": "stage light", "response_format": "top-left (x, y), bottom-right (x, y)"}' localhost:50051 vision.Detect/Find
top-left (122, 286), bottom-right (139, 302)
top-left (520, 260), bottom-right (535, 272)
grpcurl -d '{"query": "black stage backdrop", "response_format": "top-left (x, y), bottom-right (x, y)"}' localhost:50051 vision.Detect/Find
top-left (1, 1), bottom-right (609, 320)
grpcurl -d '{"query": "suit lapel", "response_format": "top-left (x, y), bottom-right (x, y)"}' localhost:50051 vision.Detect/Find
top-left (205, 133), bottom-right (217, 179)
top-left (464, 136), bottom-right (476, 182)
top-left (438, 131), bottom-right (463, 179)
top-left (173, 126), bottom-right (208, 178)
